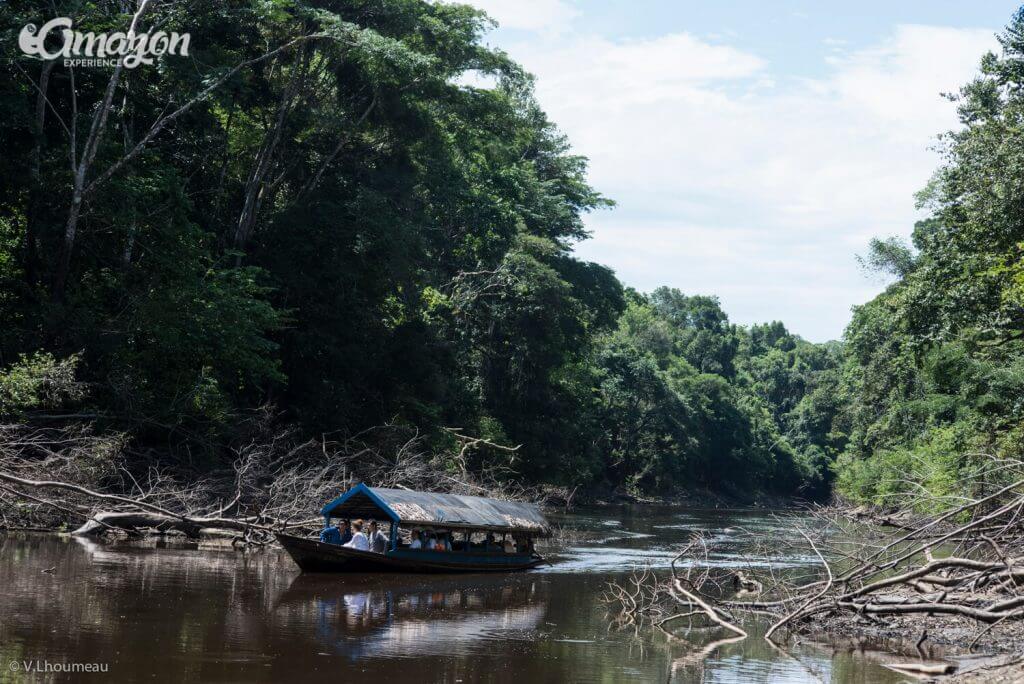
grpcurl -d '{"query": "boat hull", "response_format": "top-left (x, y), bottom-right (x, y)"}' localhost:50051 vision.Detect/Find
top-left (276, 533), bottom-right (545, 573)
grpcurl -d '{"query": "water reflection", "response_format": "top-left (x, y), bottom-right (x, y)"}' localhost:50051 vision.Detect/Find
top-left (279, 575), bottom-right (546, 661)
top-left (0, 508), bottom-right (948, 682)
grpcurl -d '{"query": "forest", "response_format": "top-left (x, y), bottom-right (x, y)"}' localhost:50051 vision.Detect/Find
top-left (2, 0), bottom-right (1023, 508)
top-left (833, 7), bottom-right (1024, 508)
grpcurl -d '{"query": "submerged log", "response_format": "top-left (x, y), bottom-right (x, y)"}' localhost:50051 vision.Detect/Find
top-left (71, 512), bottom-right (258, 538)
top-left (883, 662), bottom-right (956, 676)
top-left (73, 512), bottom-right (201, 537)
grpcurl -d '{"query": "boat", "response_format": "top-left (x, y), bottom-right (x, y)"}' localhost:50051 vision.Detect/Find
top-left (276, 483), bottom-right (550, 573)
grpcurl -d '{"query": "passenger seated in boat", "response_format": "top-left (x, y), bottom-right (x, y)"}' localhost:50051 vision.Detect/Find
top-left (343, 519), bottom-right (369, 551)
top-left (368, 520), bottom-right (387, 553)
top-left (319, 523), bottom-right (342, 545)
top-left (502, 537), bottom-right (514, 553)
top-left (338, 519), bottom-right (353, 546)
top-left (439, 532), bottom-right (452, 551)
top-left (409, 530), bottom-right (423, 549)
top-left (423, 532), bottom-right (435, 550)
top-left (484, 532), bottom-right (497, 551)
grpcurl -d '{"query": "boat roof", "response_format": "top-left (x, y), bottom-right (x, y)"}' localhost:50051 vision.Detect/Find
top-left (320, 483), bottom-right (551, 536)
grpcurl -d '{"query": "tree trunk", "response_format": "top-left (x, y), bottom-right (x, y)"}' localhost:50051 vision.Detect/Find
top-left (233, 50), bottom-right (308, 254)
top-left (52, 193), bottom-right (83, 301)
top-left (72, 511), bottom-right (257, 538)
top-left (24, 61), bottom-right (56, 288)
top-left (51, 0), bottom-right (150, 301)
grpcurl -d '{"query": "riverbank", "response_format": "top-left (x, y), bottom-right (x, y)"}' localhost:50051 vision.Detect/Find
top-left (585, 485), bottom-right (803, 510)
top-left (811, 609), bottom-right (1024, 660)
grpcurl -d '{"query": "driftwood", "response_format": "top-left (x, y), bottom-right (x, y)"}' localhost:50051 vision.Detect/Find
top-left (883, 662), bottom-right (956, 676)
top-left (0, 471), bottom-right (276, 539)
top-left (0, 419), bottom-right (548, 543)
top-left (604, 536), bottom-right (748, 639)
top-left (664, 537), bottom-right (747, 637)
top-left (604, 452), bottom-right (1024, 658)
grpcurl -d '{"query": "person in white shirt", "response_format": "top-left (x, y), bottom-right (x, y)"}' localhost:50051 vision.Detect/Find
top-left (343, 519), bottom-right (369, 551)
top-left (409, 530), bottom-right (423, 549)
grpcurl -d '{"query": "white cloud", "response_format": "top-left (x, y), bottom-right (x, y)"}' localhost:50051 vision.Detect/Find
top-left (521, 33), bottom-right (764, 108)
top-left (487, 23), bottom-right (996, 340)
top-left (463, 0), bottom-right (579, 34)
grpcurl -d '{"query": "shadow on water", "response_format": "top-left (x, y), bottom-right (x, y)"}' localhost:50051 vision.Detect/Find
top-left (0, 507), bottom-right (948, 682)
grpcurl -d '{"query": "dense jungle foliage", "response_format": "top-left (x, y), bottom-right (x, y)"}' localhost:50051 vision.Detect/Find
top-left (0, 0), bottom-right (842, 499)
top-left (833, 8), bottom-right (1024, 507)
top-left (3, 1), bottom-right (1021, 505)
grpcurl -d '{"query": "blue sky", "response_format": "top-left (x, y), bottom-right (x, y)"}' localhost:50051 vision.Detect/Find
top-left (460, 1), bottom-right (1019, 341)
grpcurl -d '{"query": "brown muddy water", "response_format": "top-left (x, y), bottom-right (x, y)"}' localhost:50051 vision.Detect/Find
top-left (0, 507), bottom-right (955, 682)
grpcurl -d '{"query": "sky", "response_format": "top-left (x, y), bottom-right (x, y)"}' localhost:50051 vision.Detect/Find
top-left (456, 0), bottom-right (1019, 342)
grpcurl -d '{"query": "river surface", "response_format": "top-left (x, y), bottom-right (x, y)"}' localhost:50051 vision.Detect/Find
top-left (0, 506), bottom-right (946, 682)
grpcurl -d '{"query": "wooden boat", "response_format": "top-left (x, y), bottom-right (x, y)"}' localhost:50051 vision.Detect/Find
top-left (276, 483), bottom-right (550, 573)
top-left (275, 534), bottom-right (546, 572)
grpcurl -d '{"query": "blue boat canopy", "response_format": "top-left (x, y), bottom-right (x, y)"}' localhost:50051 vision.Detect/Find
top-left (320, 483), bottom-right (551, 536)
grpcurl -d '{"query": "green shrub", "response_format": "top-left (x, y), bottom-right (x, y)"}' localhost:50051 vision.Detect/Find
top-left (0, 352), bottom-right (85, 417)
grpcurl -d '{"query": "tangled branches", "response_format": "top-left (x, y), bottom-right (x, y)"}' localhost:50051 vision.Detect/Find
top-left (603, 535), bottom-right (747, 639)
top-left (605, 462), bottom-right (1024, 655)
top-left (603, 565), bottom-right (666, 633)
top-left (731, 472), bottom-right (1024, 647)
top-left (0, 417), bottom-right (543, 544)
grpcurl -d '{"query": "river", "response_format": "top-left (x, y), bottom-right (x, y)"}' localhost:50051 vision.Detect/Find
top-left (0, 506), bottom-right (937, 682)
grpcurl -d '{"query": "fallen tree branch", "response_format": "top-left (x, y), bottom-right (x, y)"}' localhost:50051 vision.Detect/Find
top-left (0, 418), bottom-right (542, 542)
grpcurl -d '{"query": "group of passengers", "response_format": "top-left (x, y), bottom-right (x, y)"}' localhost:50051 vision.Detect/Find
top-left (319, 519), bottom-right (388, 553)
top-left (408, 530), bottom-right (453, 551)
top-left (321, 520), bottom-right (533, 554)
top-left (406, 529), bottom-right (530, 554)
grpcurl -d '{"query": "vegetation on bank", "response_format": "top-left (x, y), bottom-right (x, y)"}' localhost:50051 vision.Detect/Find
top-left (833, 8), bottom-right (1024, 507)
top-left (3, 1), bottom-right (1024, 508)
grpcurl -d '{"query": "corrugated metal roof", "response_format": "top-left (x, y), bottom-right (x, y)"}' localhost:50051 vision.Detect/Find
top-left (320, 484), bottom-right (550, 536)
